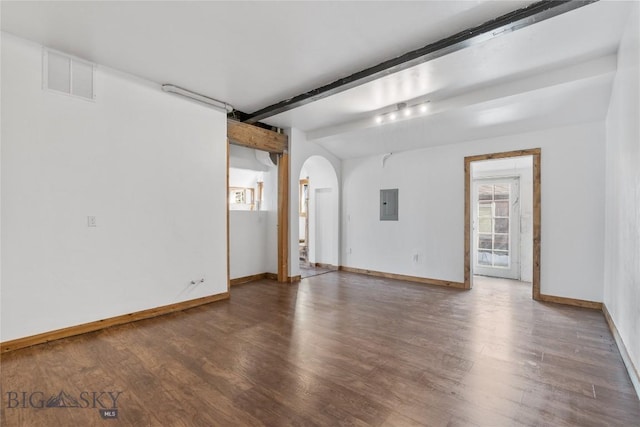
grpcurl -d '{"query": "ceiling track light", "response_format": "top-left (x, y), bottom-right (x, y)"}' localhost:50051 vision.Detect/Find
top-left (374, 100), bottom-right (430, 125)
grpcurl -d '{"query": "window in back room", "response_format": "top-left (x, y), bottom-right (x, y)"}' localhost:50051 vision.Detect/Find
top-left (229, 167), bottom-right (264, 211)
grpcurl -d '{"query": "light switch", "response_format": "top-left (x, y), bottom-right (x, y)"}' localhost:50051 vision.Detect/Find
top-left (87, 216), bottom-right (97, 227)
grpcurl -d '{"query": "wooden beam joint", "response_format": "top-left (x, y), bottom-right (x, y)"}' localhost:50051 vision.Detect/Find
top-left (227, 119), bottom-right (287, 153)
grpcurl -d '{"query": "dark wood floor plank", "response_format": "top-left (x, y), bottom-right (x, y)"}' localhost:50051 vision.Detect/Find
top-left (2, 272), bottom-right (639, 426)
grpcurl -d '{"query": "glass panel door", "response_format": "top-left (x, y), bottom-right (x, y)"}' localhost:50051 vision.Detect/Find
top-left (473, 178), bottom-right (520, 279)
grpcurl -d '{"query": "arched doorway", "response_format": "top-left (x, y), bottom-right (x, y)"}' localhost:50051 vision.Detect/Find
top-left (298, 156), bottom-right (339, 278)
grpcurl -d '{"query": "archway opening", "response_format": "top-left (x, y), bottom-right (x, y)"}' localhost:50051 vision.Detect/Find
top-left (298, 156), bottom-right (340, 278)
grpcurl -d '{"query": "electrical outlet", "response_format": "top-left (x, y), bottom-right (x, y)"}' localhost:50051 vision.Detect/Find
top-left (87, 216), bottom-right (97, 227)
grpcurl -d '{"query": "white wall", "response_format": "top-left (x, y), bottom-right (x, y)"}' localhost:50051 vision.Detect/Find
top-left (229, 211), bottom-right (269, 278)
top-left (228, 145), bottom-right (277, 278)
top-left (604, 2), bottom-right (640, 394)
top-left (314, 188), bottom-right (336, 265)
top-left (288, 128), bottom-right (341, 277)
top-left (300, 156), bottom-right (340, 266)
top-left (472, 157), bottom-right (533, 282)
top-left (1, 34), bottom-right (228, 341)
top-left (342, 122), bottom-right (605, 302)
top-left (228, 144), bottom-right (269, 172)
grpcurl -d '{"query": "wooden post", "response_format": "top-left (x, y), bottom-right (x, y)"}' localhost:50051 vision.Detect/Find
top-left (277, 152), bottom-right (290, 282)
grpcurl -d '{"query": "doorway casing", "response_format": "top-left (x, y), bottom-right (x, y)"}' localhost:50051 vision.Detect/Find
top-left (227, 120), bottom-right (290, 283)
top-left (464, 148), bottom-right (541, 300)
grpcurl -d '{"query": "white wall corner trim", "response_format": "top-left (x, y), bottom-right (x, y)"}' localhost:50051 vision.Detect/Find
top-left (603, 304), bottom-right (640, 398)
top-left (603, 1), bottom-right (640, 400)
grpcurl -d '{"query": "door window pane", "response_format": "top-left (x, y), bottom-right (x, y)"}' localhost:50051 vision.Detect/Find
top-left (494, 218), bottom-right (509, 233)
top-left (478, 185), bottom-right (493, 200)
top-left (494, 234), bottom-right (509, 250)
top-left (478, 235), bottom-right (492, 249)
top-left (478, 204), bottom-right (492, 217)
top-left (478, 251), bottom-right (492, 266)
top-left (494, 201), bottom-right (509, 217)
top-left (494, 184), bottom-right (509, 200)
top-left (479, 218), bottom-right (492, 233)
top-left (493, 251), bottom-right (509, 267)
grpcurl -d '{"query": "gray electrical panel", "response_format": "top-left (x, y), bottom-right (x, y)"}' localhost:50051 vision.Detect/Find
top-left (380, 189), bottom-right (399, 221)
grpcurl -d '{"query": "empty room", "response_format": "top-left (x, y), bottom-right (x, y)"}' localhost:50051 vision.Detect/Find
top-left (1, 1), bottom-right (639, 425)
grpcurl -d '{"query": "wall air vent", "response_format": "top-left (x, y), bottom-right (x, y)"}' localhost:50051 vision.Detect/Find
top-left (43, 49), bottom-right (95, 101)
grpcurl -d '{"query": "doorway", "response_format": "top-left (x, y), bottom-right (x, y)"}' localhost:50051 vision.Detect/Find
top-left (473, 176), bottom-right (521, 280)
top-left (299, 177), bottom-right (310, 265)
top-left (298, 156), bottom-right (339, 279)
top-left (464, 149), bottom-right (541, 300)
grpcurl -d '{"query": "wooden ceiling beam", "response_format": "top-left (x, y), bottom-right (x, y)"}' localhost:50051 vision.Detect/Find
top-left (227, 119), bottom-right (287, 153)
top-left (243, 0), bottom-right (594, 123)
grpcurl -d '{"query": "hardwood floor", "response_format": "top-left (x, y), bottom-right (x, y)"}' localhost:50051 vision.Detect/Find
top-left (299, 264), bottom-right (334, 279)
top-left (1, 272), bottom-right (638, 426)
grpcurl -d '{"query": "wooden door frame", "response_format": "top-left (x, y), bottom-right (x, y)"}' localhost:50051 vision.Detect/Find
top-left (277, 152), bottom-right (290, 282)
top-left (464, 148), bottom-right (541, 300)
top-left (227, 120), bottom-right (290, 283)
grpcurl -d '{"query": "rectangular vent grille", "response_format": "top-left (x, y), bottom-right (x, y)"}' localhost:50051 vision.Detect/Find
top-left (44, 49), bottom-right (95, 101)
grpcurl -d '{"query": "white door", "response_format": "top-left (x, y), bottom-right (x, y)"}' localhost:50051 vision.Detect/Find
top-left (314, 188), bottom-right (333, 265)
top-left (473, 177), bottom-right (520, 279)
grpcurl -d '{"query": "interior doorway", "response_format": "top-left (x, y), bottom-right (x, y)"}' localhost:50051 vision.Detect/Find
top-left (298, 156), bottom-right (339, 279)
top-left (473, 176), bottom-right (521, 280)
top-left (464, 149), bottom-right (541, 300)
top-left (299, 177), bottom-right (310, 265)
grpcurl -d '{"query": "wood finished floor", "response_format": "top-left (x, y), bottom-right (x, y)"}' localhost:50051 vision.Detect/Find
top-left (299, 264), bottom-right (334, 279)
top-left (1, 272), bottom-right (638, 426)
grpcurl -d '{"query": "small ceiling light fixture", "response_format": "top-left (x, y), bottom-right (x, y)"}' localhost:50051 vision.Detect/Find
top-left (374, 100), bottom-right (430, 125)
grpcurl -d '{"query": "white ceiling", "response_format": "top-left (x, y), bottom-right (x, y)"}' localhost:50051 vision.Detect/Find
top-left (0, 1), bottom-right (632, 159)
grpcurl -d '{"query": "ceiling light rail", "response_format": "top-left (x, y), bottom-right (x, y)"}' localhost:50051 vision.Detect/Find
top-left (162, 84), bottom-right (234, 113)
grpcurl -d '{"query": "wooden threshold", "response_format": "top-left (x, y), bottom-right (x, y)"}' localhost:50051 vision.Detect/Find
top-left (314, 263), bottom-right (339, 270)
top-left (339, 266), bottom-right (465, 289)
top-left (538, 293), bottom-right (602, 310)
top-left (0, 292), bottom-right (230, 354)
top-left (602, 304), bottom-right (640, 398)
